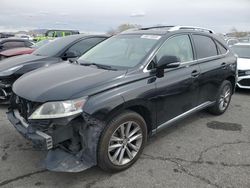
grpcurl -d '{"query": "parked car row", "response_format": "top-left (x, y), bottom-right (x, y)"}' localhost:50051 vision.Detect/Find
top-left (0, 34), bottom-right (108, 103)
top-left (33, 29), bottom-right (80, 42)
top-left (0, 29), bottom-right (82, 60)
top-left (0, 38), bottom-right (34, 53)
top-left (0, 39), bottom-right (53, 60)
top-left (1, 25), bottom-right (238, 173)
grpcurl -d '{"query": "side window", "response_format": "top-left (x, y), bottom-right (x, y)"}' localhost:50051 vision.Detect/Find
top-left (25, 41), bottom-right (33, 47)
top-left (192, 35), bottom-right (218, 59)
top-left (56, 32), bottom-right (64, 37)
top-left (156, 35), bottom-right (194, 63)
top-left (65, 37), bottom-right (106, 56)
top-left (215, 41), bottom-right (227, 54)
top-left (47, 31), bottom-right (55, 37)
top-left (2, 41), bottom-right (26, 49)
top-left (64, 32), bottom-right (71, 36)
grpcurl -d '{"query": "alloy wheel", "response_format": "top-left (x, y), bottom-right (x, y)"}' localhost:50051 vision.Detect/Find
top-left (108, 121), bottom-right (143, 166)
top-left (219, 84), bottom-right (231, 111)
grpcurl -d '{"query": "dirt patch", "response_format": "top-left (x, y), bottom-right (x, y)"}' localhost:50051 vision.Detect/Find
top-left (34, 182), bottom-right (44, 186)
top-left (1, 152), bottom-right (8, 161)
top-left (207, 121), bottom-right (242, 131)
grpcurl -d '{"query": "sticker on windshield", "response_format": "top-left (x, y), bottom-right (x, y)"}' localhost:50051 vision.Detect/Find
top-left (141, 35), bottom-right (161, 40)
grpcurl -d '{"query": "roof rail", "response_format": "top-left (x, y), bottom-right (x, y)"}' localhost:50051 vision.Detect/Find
top-left (168, 26), bottom-right (214, 33)
top-left (140, 25), bottom-right (175, 30)
top-left (120, 28), bottom-right (139, 34)
top-left (121, 25), bottom-right (215, 34)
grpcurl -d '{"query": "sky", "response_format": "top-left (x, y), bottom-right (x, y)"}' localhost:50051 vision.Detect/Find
top-left (0, 0), bottom-right (249, 34)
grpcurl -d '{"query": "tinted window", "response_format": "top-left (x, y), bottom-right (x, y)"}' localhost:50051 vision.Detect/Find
top-left (3, 41), bottom-right (26, 48)
top-left (65, 38), bottom-right (106, 56)
top-left (33, 36), bottom-right (81, 57)
top-left (216, 41), bottom-right (227, 54)
top-left (47, 31), bottom-right (55, 37)
top-left (55, 32), bottom-right (64, 37)
top-left (31, 39), bottom-right (52, 49)
top-left (156, 35), bottom-right (194, 62)
top-left (193, 35), bottom-right (218, 59)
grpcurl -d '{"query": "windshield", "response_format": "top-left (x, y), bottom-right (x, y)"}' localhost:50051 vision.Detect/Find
top-left (32, 37), bottom-right (74, 56)
top-left (78, 34), bottom-right (161, 69)
top-left (31, 39), bottom-right (52, 49)
top-left (231, 45), bottom-right (250, 58)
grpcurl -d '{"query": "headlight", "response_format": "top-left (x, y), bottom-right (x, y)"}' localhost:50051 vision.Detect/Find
top-left (28, 97), bottom-right (87, 119)
top-left (0, 65), bottom-right (23, 76)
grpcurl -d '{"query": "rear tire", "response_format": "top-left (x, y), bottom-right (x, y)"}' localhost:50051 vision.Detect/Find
top-left (208, 80), bottom-right (232, 115)
top-left (97, 110), bottom-right (147, 172)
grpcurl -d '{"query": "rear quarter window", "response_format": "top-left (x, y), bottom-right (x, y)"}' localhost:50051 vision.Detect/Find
top-left (192, 35), bottom-right (218, 59)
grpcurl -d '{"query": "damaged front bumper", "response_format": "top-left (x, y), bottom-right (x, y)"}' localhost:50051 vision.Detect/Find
top-left (237, 75), bottom-right (250, 89)
top-left (7, 109), bottom-right (105, 172)
top-left (8, 110), bottom-right (53, 150)
top-left (0, 81), bottom-right (12, 103)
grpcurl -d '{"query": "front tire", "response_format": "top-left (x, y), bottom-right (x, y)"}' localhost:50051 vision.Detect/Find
top-left (97, 111), bottom-right (147, 172)
top-left (208, 80), bottom-right (232, 115)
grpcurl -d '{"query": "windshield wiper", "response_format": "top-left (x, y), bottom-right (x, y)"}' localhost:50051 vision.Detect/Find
top-left (81, 62), bottom-right (117, 70)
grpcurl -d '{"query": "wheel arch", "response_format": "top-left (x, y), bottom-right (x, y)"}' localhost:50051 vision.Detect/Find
top-left (225, 75), bottom-right (236, 92)
top-left (103, 101), bottom-right (155, 135)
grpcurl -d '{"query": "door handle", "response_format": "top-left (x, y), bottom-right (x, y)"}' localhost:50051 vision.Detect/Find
top-left (191, 70), bottom-right (200, 77)
top-left (221, 62), bottom-right (227, 69)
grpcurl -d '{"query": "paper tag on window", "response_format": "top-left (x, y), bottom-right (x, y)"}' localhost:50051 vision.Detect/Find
top-left (141, 35), bottom-right (161, 40)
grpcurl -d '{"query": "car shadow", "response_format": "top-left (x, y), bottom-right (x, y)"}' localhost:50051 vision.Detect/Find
top-left (0, 104), bottom-right (9, 111)
top-left (235, 88), bottom-right (250, 95)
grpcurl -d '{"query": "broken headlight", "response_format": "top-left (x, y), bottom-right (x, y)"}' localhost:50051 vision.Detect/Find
top-left (28, 97), bottom-right (87, 119)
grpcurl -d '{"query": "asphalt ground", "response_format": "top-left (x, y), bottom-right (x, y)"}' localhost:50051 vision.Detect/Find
top-left (0, 89), bottom-right (250, 188)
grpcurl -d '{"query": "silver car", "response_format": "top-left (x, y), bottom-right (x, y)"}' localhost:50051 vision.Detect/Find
top-left (231, 43), bottom-right (250, 89)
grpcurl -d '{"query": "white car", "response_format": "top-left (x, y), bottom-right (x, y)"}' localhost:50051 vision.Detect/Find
top-left (231, 43), bottom-right (250, 89)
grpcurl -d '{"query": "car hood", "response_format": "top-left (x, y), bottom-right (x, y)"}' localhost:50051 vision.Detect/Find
top-left (13, 63), bottom-right (127, 102)
top-left (0, 47), bottom-right (34, 57)
top-left (237, 58), bottom-right (250, 70)
top-left (0, 54), bottom-right (49, 71)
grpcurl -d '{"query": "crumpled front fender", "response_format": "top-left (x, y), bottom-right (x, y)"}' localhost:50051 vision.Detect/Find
top-left (44, 112), bottom-right (105, 172)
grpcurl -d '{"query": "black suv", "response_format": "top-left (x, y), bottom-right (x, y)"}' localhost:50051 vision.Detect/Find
top-left (7, 26), bottom-right (237, 173)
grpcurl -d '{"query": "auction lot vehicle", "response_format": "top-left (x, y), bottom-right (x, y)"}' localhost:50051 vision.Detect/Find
top-left (0, 33), bottom-right (14, 38)
top-left (0, 34), bottom-right (108, 103)
top-left (231, 43), bottom-right (250, 89)
top-left (0, 39), bottom-right (53, 60)
top-left (33, 29), bottom-right (80, 42)
top-left (225, 38), bottom-right (239, 47)
top-left (7, 26), bottom-right (237, 173)
top-left (0, 38), bottom-right (33, 53)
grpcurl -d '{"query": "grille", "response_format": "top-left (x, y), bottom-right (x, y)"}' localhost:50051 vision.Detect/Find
top-left (238, 70), bottom-right (246, 77)
top-left (239, 79), bottom-right (250, 87)
top-left (0, 78), bottom-right (14, 87)
top-left (11, 94), bottom-right (41, 121)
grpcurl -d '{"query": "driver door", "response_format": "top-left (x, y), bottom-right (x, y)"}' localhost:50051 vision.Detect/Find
top-left (154, 34), bottom-right (200, 128)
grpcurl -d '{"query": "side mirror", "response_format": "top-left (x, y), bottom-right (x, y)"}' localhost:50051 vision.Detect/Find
top-left (63, 51), bottom-right (78, 59)
top-left (157, 55), bottom-right (181, 69)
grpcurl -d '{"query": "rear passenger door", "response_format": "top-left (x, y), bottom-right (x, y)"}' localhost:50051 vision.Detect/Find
top-left (191, 34), bottom-right (227, 104)
top-left (154, 34), bottom-right (200, 127)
